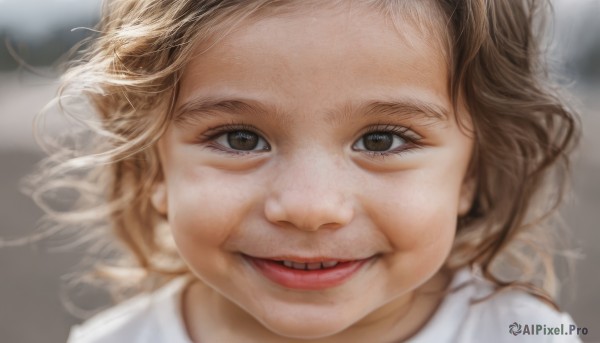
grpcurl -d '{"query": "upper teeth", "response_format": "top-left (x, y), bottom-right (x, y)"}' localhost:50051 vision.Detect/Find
top-left (282, 260), bottom-right (339, 270)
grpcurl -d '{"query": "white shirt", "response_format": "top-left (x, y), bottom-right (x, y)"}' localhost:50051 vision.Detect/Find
top-left (67, 277), bottom-right (192, 343)
top-left (67, 269), bottom-right (582, 343)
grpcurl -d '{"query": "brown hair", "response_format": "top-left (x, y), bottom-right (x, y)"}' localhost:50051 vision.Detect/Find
top-left (24, 0), bottom-right (580, 311)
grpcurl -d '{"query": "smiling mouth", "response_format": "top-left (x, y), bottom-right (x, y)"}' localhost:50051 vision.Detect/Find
top-left (276, 260), bottom-right (340, 270)
top-left (243, 254), bottom-right (377, 290)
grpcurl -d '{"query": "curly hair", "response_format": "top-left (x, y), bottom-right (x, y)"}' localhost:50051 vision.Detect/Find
top-left (24, 0), bottom-right (580, 311)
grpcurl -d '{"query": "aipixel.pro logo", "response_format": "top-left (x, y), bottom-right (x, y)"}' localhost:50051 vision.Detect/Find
top-left (508, 322), bottom-right (588, 337)
top-left (509, 322), bottom-right (522, 336)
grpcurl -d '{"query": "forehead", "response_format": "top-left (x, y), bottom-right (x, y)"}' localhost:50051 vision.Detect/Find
top-left (176, 2), bottom-right (452, 118)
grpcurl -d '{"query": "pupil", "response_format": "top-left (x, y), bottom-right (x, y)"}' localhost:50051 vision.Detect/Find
top-left (363, 132), bottom-right (393, 151)
top-left (227, 130), bottom-right (259, 150)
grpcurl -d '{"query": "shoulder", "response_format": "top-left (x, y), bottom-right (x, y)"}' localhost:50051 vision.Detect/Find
top-left (67, 277), bottom-right (192, 343)
top-left (411, 269), bottom-right (582, 343)
top-left (460, 286), bottom-right (580, 342)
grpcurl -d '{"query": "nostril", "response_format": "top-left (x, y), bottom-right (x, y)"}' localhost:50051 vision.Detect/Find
top-left (317, 222), bottom-right (344, 230)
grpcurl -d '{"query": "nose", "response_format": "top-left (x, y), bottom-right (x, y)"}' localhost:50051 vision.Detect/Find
top-left (264, 153), bottom-right (354, 232)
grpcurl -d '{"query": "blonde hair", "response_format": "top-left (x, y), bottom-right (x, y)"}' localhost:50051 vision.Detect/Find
top-left (25, 0), bottom-right (580, 312)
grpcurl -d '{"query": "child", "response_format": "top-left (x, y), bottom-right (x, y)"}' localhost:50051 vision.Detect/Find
top-left (30, 0), bottom-right (582, 342)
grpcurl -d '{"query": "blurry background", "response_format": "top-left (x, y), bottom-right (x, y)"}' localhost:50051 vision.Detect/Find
top-left (0, 0), bottom-right (599, 342)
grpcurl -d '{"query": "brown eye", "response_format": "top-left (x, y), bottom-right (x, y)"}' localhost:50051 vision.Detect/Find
top-left (215, 130), bottom-right (270, 151)
top-left (353, 131), bottom-right (407, 152)
top-left (362, 132), bottom-right (393, 151)
top-left (228, 131), bottom-right (258, 150)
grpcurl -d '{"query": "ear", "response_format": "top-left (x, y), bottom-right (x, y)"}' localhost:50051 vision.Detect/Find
top-left (457, 175), bottom-right (476, 216)
top-left (151, 182), bottom-right (168, 216)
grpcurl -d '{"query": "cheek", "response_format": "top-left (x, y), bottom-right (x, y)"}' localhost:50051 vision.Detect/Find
top-left (164, 166), bottom-right (261, 272)
top-left (170, 177), bottom-right (232, 243)
top-left (365, 174), bottom-right (459, 290)
top-left (366, 172), bottom-right (459, 254)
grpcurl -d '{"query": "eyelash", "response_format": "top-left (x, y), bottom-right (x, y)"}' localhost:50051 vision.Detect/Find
top-left (357, 124), bottom-right (422, 158)
top-left (196, 123), bottom-right (422, 157)
top-left (198, 123), bottom-right (269, 155)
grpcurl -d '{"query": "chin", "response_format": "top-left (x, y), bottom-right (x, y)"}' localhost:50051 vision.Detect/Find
top-left (255, 306), bottom-right (356, 339)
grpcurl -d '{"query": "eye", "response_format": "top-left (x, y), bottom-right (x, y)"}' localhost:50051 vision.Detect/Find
top-left (214, 130), bottom-right (270, 151)
top-left (353, 131), bottom-right (407, 152)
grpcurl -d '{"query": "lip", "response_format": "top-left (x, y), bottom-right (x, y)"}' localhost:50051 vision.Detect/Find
top-left (244, 254), bottom-right (376, 290)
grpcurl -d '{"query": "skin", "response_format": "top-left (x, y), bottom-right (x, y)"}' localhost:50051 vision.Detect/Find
top-left (152, 4), bottom-right (475, 342)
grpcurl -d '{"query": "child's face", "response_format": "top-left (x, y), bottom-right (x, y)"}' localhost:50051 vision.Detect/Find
top-left (154, 4), bottom-right (474, 340)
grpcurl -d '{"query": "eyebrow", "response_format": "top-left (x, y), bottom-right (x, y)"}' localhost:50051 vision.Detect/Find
top-left (174, 95), bottom-right (449, 126)
top-left (341, 98), bottom-right (449, 124)
top-left (174, 97), bottom-right (281, 126)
